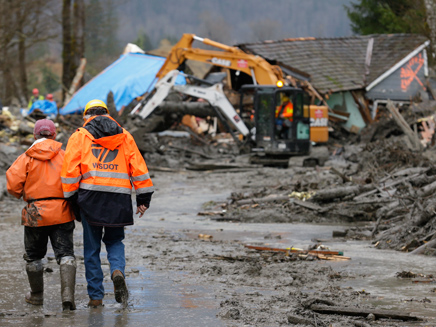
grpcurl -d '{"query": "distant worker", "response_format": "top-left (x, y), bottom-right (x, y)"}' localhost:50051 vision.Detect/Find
top-left (28, 88), bottom-right (44, 109)
top-left (61, 99), bottom-right (154, 308)
top-left (275, 96), bottom-right (293, 139)
top-left (46, 94), bottom-right (54, 102)
top-left (6, 119), bottom-right (76, 311)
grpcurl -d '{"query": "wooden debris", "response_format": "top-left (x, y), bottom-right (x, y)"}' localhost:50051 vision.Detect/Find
top-left (244, 244), bottom-right (349, 260)
top-left (293, 199), bottom-right (328, 213)
top-left (409, 238), bottom-right (436, 255)
top-left (310, 304), bottom-right (422, 321)
top-left (386, 100), bottom-right (423, 151)
top-left (198, 234), bottom-right (213, 240)
top-left (235, 194), bottom-right (289, 206)
top-left (197, 211), bottom-right (224, 216)
top-left (311, 184), bottom-right (372, 202)
top-left (209, 217), bottom-right (241, 222)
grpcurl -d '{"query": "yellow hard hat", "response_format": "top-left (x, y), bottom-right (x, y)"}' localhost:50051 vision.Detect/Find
top-left (84, 99), bottom-right (109, 116)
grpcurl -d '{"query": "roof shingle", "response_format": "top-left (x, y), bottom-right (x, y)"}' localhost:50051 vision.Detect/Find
top-left (237, 34), bottom-right (428, 93)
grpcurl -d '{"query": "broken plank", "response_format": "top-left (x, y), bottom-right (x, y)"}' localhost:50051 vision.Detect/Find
top-left (168, 144), bottom-right (216, 159)
top-left (293, 198), bottom-right (328, 212)
top-left (244, 244), bottom-right (345, 257)
top-left (386, 100), bottom-right (423, 151)
top-left (354, 173), bottom-right (420, 201)
top-left (312, 238), bottom-right (347, 243)
top-left (209, 217), bottom-right (241, 222)
top-left (311, 184), bottom-right (373, 202)
top-left (409, 238), bottom-right (436, 255)
top-left (235, 194), bottom-right (289, 205)
top-left (310, 304), bottom-right (422, 321)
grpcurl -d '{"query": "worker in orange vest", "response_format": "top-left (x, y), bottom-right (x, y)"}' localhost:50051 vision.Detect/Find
top-left (6, 119), bottom-right (76, 310)
top-left (61, 99), bottom-right (154, 308)
top-left (275, 96), bottom-right (294, 139)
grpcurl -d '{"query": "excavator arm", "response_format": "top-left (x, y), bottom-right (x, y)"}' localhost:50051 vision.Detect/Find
top-left (156, 34), bottom-right (284, 86)
top-left (132, 70), bottom-right (249, 136)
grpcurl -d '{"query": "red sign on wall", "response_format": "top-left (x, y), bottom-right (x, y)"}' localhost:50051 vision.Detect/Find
top-left (400, 53), bottom-right (425, 91)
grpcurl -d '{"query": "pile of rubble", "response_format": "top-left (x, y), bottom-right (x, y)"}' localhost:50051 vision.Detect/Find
top-left (200, 101), bottom-right (436, 256)
top-left (3, 99), bottom-right (436, 256)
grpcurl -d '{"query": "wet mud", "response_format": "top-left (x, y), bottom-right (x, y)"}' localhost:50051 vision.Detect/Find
top-left (1, 168), bottom-right (436, 326)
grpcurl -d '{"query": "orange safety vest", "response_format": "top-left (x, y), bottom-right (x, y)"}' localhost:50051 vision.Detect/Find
top-left (61, 116), bottom-right (153, 199)
top-left (6, 139), bottom-right (74, 227)
top-left (275, 102), bottom-right (294, 121)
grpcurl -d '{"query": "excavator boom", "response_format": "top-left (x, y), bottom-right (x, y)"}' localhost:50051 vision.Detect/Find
top-left (133, 70), bottom-right (249, 136)
top-left (156, 33), bottom-right (284, 85)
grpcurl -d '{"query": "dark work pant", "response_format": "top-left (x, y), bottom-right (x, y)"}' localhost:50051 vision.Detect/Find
top-left (24, 221), bottom-right (75, 264)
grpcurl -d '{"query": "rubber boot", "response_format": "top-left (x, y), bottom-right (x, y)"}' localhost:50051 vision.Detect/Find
top-left (60, 256), bottom-right (76, 311)
top-left (25, 260), bottom-right (44, 305)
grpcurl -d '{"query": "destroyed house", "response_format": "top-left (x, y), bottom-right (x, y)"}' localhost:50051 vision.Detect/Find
top-left (237, 34), bottom-right (430, 132)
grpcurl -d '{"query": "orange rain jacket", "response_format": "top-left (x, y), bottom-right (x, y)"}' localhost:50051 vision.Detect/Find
top-left (61, 115), bottom-right (154, 227)
top-left (6, 139), bottom-right (74, 227)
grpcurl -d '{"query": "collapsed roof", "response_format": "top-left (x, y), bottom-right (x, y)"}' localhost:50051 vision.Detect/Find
top-left (237, 34), bottom-right (429, 94)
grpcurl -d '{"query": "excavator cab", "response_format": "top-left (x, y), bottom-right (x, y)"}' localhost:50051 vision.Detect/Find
top-left (240, 85), bottom-right (311, 166)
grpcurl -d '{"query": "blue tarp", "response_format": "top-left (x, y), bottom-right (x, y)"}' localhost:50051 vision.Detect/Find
top-left (29, 100), bottom-right (58, 116)
top-left (60, 53), bottom-right (186, 115)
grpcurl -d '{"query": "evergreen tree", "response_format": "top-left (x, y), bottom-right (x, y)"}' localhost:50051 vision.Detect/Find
top-left (84, 0), bottom-right (119, 73)
top-left (84, 0), bottom-right (105, 62)
top-left (345, 0), bottom-right (428, 35)
top-left (133, 29), bottom-right (153, 51)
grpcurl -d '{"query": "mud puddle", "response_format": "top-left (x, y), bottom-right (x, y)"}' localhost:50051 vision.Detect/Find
top-left (2, 169), bottom-right (436, 326)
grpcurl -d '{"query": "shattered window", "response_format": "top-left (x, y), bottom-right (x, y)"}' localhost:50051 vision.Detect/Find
top-left (256, 91), bottom-right (274, 139)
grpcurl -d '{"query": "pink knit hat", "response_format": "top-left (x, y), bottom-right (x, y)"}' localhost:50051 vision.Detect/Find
top-left (34, 119), bottom-right (56, 136)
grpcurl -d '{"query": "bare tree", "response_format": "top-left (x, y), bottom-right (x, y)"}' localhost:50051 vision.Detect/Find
top-left (425, 0), bottom-right (436, 60)
top-left (0, 0), bottom-right (58, 105)
top-left (62, 0), bottom-right (85, 103)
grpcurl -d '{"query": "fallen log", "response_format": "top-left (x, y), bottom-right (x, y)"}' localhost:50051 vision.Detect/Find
top-left (235, 194), bottom-right (289, 205)
top-left (310, 304), bottom-right (422, 321)
top-left (409, 238), bottom-right (436, 255)
top-left (244, 244), bottom-right (348, 259)
top-left (410, 174), bottom-right (436, 187)
top-left (386, 100), bottom-right (423, 152)
top-left (392, 167), bottom-right (430, 177)
top-left (417, 180), bottom-right (436, 197)
top-left (310, 184), bottom-right (373, 202)
top-left (414, 199), bottom-right (436, 226)
top-left (330, 167), bottom-right (353, 183)
top-left (293, 199), bottom-right (329, 213)
top-left (354, 173), bottom-right (421, 201)
top-left (168, 144), bottom-right (215, 159)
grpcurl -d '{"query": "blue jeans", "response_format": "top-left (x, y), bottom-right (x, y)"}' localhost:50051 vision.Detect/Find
top-left (82, 217), bottom-right (125, 300)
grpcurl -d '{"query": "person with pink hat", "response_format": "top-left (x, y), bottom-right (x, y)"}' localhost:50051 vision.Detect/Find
top-left (6, 119), bottom-right (77, 311)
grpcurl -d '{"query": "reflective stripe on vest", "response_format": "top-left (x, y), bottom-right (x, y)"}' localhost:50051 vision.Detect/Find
top-left (131, 173), bottom-right (150, 182)
top-left (136, 185), bottom-right (155, 194)
top-left (61, 176), bottom-right (82, 184)
top-left (82, 170), bottom-right (130, 180)
top-left (63, 189), bottom-right (78, 198)
top-left (79, 183), bottom-right (132, 194)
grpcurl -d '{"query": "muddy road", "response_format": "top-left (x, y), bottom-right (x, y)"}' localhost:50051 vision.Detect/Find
top-left (1, 168), bottom-right (436, 326)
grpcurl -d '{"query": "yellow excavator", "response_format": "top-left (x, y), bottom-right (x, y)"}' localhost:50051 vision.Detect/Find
top-left (131, 34), bottom-right (328, 166)
top-left (154, 34), bottom-right (328, 144)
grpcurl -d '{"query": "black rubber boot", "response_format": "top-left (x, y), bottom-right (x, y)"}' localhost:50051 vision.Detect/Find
top-left (60, 256), bottom-right (76, 311)
top-left (25, 260), bottom-right (44, 305)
